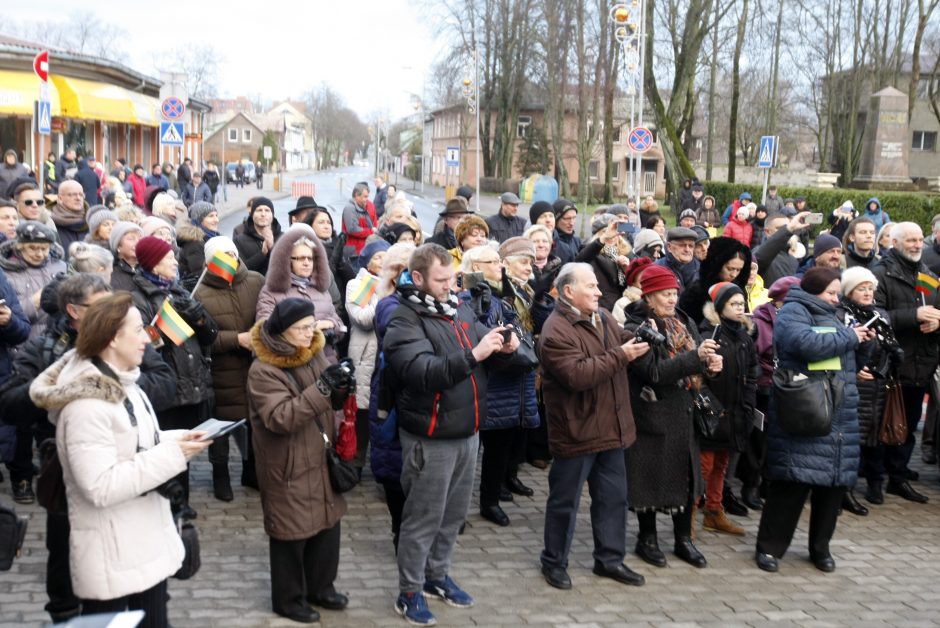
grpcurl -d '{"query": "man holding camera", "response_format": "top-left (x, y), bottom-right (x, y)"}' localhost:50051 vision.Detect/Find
top-left (537, 263), bottom-right (650, 590)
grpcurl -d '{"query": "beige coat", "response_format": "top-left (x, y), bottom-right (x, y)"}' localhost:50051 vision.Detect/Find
top-left (345, 267), bottom-right (380, 408)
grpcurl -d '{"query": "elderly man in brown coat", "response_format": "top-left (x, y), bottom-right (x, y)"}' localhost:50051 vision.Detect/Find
top-left (537, 262), bottom-right (650, 590)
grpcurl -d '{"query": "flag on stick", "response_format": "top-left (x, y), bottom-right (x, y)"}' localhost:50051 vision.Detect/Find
top-left (155, 300), bottom-right (195, 346)
top-left (349, 275), bottom-right (377, 306)
top-left (206, 251), bottom-right (237, 285)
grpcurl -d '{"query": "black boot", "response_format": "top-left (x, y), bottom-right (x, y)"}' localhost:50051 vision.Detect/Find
top-left (865, 480), bottom-right (884, 505)
top-left (635, 533), bottom-right (666, 567)
top-left (213, 464), bottom-right (234, 502)
top-left (741, 486), bottom-right (764, 511)
top-left (841, 489), bottom-right (868, 516)
top-left (722, 485), bottom-right (749, 517)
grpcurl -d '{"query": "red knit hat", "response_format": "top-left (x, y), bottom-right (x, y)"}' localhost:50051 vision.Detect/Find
top-left (135, 235), bottom-right (173, 273)
top-left (625, 257), bottom-right (653, 287)
top-left (640, 264), bottom-right (680, 296)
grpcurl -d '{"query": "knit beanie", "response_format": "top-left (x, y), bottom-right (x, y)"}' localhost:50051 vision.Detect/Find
top-left (591, 213), bottom-right (617, 235)
top-left (264, 297), bottom-right (316, 336)
top-left (708, 281), bottom-right (745, 314)
top-left (188, 201), bottom-right (216, 226)
top-left (250, 196), bottom-right (273, 216)
top-left (813, 233), bottom-right (842, 257)
top-left (359, 239), bottom-right (390, 271)
top-left (141, 216), bottom-right (175, 239)
top-left (767, 276), bottom-right (801, 301)
top-left (498, 236), bottom-right (536, 260)
top-left (108, 221), bottom-right (143, 253)
top-left (625, 257), bottom-right (653, 287)
top-left (632, 229), bottom-right (664, 255)
top-left (135, 235), bottom-right (173, 272)
top-left (840, 266), bottom-right (878, 296)
top-left (529, 200), bottom-right (554, 225)
top-left (552, 198), bottom-right (576, 218)
top-left (384, 221), bottom-right (417, 244)
top-left (801, 266), bottom-right (842, 296)
top-left (86, 207), bottom-right (118, 234)
top-left (204, 235), bottom-right (239, 262)
top-left (640, 264), bottom-right (680, 296)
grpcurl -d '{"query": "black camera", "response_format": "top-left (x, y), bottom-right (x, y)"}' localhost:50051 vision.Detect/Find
top-left (635, 323), bottom-right (666, 347)
top-left (154, 479), bottom-right (185, 507)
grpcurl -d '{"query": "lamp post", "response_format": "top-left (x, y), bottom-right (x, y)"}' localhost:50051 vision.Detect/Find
top-left (610, 1), bottom-right (647, 200)
top-left (461, 48), bottom-right (481, 214)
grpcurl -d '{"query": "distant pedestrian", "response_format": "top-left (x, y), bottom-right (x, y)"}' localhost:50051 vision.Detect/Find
top-left (486, 192), bottom-right (526, 243)
top-left (255, 161), bottom-right (264, 189)
top-left (0, 150), bottom-right (28, 198)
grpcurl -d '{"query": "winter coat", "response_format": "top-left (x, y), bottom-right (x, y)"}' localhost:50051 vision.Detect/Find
top-left (576, 238), bottom-right (628, 312)
top-left (373, 185), bottom-right (388, 217)
top-left (341, 199), bottom-right (374, 255)
top-left (128, 273), bottom-right (218, 408)
top-left (695, 199), bottom-right (721, 228)
top-left (622, 299), bottom-right (705, 509)
top-left (0, 238), bottom-right (67, 341)
top-left (764, 194), bottom-right (784, 215)
top-left (922, 239), bottom-right (940, 276)
top-left (203, 169), bottom-right (220, 195)
top-left (485, 211), bottom-right (527, 243)
top-left (194, 261), bottom-right (264, 420)
top-left (110, 258), bottom-right (137, 293)
top-left (176, 163), bottom-right (192, 190)
top-left (0, 161), bottom-right (28, 196)
top-left (426, 226), bottom-right (457, 250)
top-left (233, 216), bottom-right (283, 276)
top-left (678, 237), bottom-right (752, 327)
top-left (654, 252), bottom-right (700, 293)
top-left (753, 225), bottom-right (801, 286)
top-left (768, 287), bottom-right (862, 487)
top-left (538, 299), bottom-right (636, 458)
top-left (753, 301), bottom-right (779, 392)
top-left (369, 294), bottom-right (403, 483)
top-left (723, 214), bottom-right (753, 248)
top-left (748, 273), bottom-right (770, 311)
top-left (175, 216), bottom-right (209, 286)
top-left (699, 309), bottom-right (758, 452)
top-left (872, 249), bottom-right (940, 387)
top-left (844, 244), bottom-right (878, 269)
top-left (553, 230), bottom-right (582, 265)
top-left (29, 351), bottom-right (188, 600)
top-left (863, 197), bottom-right (890, 231)
top-left (345, 268), bottom-right (381, 408)
top-left (383, 288), bottom-right (492, 440)
top-left (612, 286), bottom-right (643, 327)
top-left (0, 268), bottom-right (30, 377)
top-left (54, 155), bottom-right (76, 184)
top-left (256, 225), bottom-right (344, 339)
top-left (49, 201), bottom-right (90, 257)
top-left (246, 322), bottom-right (347, 540)
top-left (74, 160), bottom-right (101, 205)
top-left (128, 173), bottom-right (147, 207)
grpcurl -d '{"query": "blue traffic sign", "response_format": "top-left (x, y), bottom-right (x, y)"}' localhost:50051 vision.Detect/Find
top-left (628, 127), bottom-right (653, 153)
top-left (161, 97), bottom-right (185, 121)
top-left (758, 135), bottom-right (778, 168)
top-left (160, 121), bottom-right (184, 146)
top-left (37, 100), bottom-right (51, 135)
top-left (445, 146), bottom-right (460, 167)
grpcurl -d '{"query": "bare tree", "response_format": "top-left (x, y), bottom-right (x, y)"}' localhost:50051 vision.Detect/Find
top-left (726, 0), bottom-right (749, 183)
top-left (153, 45), bottom-right (223, 101)
top-left (9, 11), bottom-right (127, 58)
top-left (909, 0), bottom-right (940, 120)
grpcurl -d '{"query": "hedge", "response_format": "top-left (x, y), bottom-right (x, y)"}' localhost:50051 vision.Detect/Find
top-left (703, 181), bottom-right (939, 230)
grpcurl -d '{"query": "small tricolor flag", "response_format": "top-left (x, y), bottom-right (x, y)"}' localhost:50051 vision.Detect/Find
top-left (206, 251), bottom-right (237, 285)
top-left (916, 272), bottom-right (939, 297)
top-left (155, 300), bottom-right (195, 346)
top-left (350, 275), bottom-right (378, 306)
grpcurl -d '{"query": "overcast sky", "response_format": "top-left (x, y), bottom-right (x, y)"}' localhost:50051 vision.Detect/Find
top-left (12, 1), bottom-right (439, 121)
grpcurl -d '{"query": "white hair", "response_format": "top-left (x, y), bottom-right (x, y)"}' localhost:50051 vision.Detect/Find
top-left (554, 262), bottom-right (594, 294)
top-left (460, 243), bottom-right (500, 274)
top-left (890, 221), bottom-right (921, 243)
top-left (524, 224), bottom-right (552, 240)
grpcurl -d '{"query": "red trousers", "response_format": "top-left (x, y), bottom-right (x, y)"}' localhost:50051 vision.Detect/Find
top-left (700, 449), bottom-right (730, 511)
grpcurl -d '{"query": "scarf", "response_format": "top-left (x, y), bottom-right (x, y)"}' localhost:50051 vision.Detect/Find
top-left (661, 314), bottom-right (700, 390)
top-left (140, 269), bottom-right (173, 288)
top-left (601, 242), bottom-right (626, 287)
top-left (50, 202), bottom-right (86, 229)
top-left (200, 225), bottom-right (220, 240)
top-left (290, 272), bottom-right (310, 289)
top-left (398, 281), bottom-right (459, 319)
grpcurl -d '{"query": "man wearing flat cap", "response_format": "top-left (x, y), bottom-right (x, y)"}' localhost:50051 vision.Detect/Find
top-left (486, 192), bottom-right (527, 243)
top-left (427, 197), bottom-right (472, 250)
top-left (654, 227), bottom-right (700, 293)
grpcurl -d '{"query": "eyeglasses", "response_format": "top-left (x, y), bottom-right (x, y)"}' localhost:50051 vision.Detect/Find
top-left (290, 323), bottom-right (317, 334)
top-left (726, 301), bottom-right (747, 308)
top-left (21, 199), bottom-right (40, 206)
top-left (291, 256), bottom-right (314, 262)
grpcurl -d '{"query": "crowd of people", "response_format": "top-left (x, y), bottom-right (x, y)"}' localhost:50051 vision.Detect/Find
top-left (0, 152), bottom-right (937, 627)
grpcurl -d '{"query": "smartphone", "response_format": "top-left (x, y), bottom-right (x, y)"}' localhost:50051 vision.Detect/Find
top-left (500, 327), bottom-right (513, 343)
top-left (617, 222), bottom-right (636, 235)
top-left (806, 213), bottom-right (824, 225)
top-left (860, 312), bottom-right (881, 329)
top-left (462, 271), bottom-right (486, 290)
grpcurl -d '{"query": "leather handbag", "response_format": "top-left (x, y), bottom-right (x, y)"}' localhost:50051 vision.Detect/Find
top-left (772, 368), bottom-right (837, 437)
top-left (879, 379), bottom-right (908, 446)
top-left (172, 517), bottom-right (201, 580)
top-left (501, 326), bottom-right (539, 374)
top-left (35, 438), bottom-right (67, 515)
top-left (692, 387), bottom-right (725, 442)
top-left (0, 501), bottom-right (27, 572)
top-left (312, 413), bottom-right (360, 494)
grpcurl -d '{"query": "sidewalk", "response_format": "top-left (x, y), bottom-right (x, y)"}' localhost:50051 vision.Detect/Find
top-left (391, 174), bottom-right (504, 217)
top-left (212, 169), bottom-right (317, 219)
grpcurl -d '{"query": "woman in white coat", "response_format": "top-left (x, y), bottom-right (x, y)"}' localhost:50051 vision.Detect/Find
top-left (29, 292), bottom-right (211, 627)
top-left (345, 239), bottom-right (389, 472)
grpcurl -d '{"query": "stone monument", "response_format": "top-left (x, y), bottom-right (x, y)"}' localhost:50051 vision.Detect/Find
top-left (851, 86), bottom-right (916, 191)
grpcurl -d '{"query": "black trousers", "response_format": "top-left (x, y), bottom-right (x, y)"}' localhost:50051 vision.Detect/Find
top-left (82, 579), bottom-right (168, 628)
top-left (45, 511), bottom-right (79, 622)
top-left (354, 408), bottom-right (370, 469)
top-left (756, 479), bottom-right (844, 559)
top-left (6, 418), bottom-right (55, 483)
top-left (381, 480), bottom-right (406, 554)
top-left (736, 391), bottom-right (769, 489)
top-left (480, 428), bottom-right (526, 507)
top-left (635, 495), bottom-right (694, 541)
top-left (526, 401), bottom-right (552, 463)
top-left (884, 385), bottom-right (926, 483)
top-left (269, 523), bottom-right (341, 617)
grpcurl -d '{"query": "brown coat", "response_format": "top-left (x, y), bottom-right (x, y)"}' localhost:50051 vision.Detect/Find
top-left (246, 322), bottom-right (346, 541)
top-left (537, 299), bottom-right (637, 458)
top-left (194, 262), bottom-right (264, 420)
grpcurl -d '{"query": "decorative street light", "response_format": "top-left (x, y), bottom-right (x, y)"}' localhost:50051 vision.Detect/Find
top-left (610, 1), bottom-right (647, 200)
top-left (460, 48), bottom-right (482, 213)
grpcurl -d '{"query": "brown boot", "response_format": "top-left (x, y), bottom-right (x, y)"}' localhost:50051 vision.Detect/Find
top-left (702, 509), bottom-right (745, 536)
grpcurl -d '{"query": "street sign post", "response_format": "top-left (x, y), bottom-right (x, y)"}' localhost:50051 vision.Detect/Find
top-left (161, 97), bottom-right (185, 121)
top-left (33, 50), bottom-right (49, 82)
top-left (160, 122), bottom-right (185, 146)
top-left (445, 146), bottom-right (460, 167)
top-left (36, 100), bottom-right (51, 135)
top-left (758, 135), bottom-right (779, 204)
top-left (34, 50), bottom-right (50, 176)
top-left (628, 127), bottom-right (653, 153)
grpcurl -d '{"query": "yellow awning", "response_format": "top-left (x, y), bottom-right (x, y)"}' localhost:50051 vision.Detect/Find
top-left (0, 70), bottom-right (61, 116)
top-left (50, 76), bottom-right (161, 126)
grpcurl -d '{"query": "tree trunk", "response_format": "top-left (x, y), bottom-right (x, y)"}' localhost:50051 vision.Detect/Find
top-left (727, 0), bottom-right (749, 183)
top-left (908, 0), bottom-right (940, 122)
top-left (705, 0), bottom-right (719, 181)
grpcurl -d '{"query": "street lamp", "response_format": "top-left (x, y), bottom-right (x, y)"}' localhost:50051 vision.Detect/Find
top-left (460, 51), bottom-right (481, 213)
top-left (610, 1), bottom-right (647, 200)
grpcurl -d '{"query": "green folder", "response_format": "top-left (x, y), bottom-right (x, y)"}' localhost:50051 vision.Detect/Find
top-left (807, 326), bottom-right (841, 371)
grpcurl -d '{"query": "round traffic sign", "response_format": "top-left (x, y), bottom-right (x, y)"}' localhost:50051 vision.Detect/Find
top-left (161, 97), bottom-right (186, 121)
top-left (628, 126), bottom-right (653, 153)
top-left (33, 50), bottom-right (49, 82)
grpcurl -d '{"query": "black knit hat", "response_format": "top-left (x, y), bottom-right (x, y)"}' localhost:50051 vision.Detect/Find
top-left (529, 200), bottom-right (554, 224)
top-left (250, 196), bottom-right (274, 216)
top-left (384, 221), bottom-right (417, 244)
top-left (264, 297), bottom-right (316, 336)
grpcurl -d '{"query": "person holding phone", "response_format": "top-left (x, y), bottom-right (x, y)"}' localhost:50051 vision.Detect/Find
top-left (575, 217), bottom-right (632, 311)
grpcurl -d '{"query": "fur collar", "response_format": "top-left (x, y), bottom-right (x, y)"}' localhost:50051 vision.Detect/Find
top-left (250, 320), bottom-right (326, 369)
top-left (264, 224), bottom-right (330, 294)
top-left (175, 215), bottom-right (206, 244)
top-left (702, 302), bottom-right (754, 332)
top-left (29, 351), bottom-right (128, 420)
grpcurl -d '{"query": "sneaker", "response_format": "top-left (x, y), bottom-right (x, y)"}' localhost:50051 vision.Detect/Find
top-left (423, 575), bottom-right (474, 608)
top-left (13, 479), bottom-right (35, 504)
top-left (395, 592), bottom-right (436, 626)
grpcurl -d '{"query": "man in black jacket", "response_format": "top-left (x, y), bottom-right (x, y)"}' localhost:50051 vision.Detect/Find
top-left (0, 273), bottom-right (176, 623)
top-left (485, 192), bottom-right (527, 243)
top-left (752, 211), bottom-right (812, 285)
top-left (871, 222), bottom-right (940, 505)
top-left (426, 197), bottom-right (471, 250)
top-left (384, 244), bottom-right (516, 626)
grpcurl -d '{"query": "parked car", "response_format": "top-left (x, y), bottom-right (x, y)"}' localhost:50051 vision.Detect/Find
top-left (225, 161), bottom-right (256, 183)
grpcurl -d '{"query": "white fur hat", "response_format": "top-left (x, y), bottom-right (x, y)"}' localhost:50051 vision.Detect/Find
top-left (841, 266), bottom-right (878, 296)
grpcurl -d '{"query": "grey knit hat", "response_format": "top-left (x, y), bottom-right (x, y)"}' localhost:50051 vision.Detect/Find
top-left (86, 206), bottom-right (118, 235)
top-left (188, 201), bottom-right (216, 226)
top-left (108, 220), bottom-right (143, 253)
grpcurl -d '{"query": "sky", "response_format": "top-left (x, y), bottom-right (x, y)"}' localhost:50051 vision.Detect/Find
top-left (11, 1), bottom-right (440, 121)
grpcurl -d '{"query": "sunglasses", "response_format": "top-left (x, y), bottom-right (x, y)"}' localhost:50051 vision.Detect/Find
top-left (22, 199), bottom-right (40, 206)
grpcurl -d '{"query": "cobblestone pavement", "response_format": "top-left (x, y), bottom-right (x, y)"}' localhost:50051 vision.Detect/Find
top-left (2, 438), bottom-right (940, 627)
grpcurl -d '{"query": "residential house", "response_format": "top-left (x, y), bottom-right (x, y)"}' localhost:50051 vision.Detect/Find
top-left (204, 112), bottom-right (264, 166)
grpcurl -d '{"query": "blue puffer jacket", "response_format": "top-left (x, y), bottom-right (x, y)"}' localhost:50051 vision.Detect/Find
top-left (368, 294), bottom-right (403, 484)
top-left (459, 283), bottom-right (539, 431)
top-left (768, 287), bottom-right (863, 487)
top-left (863, 197), bottom-right (890, 231)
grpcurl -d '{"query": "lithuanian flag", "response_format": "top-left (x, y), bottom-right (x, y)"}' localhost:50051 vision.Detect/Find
top-left (155, 300), bottom-right (195, 346)
top-left (206, 251), bottom-right (237, 285)
top-left (916, 272), bottom-right (939, 297)
top-left (350, 275), bottom-right (377, 306)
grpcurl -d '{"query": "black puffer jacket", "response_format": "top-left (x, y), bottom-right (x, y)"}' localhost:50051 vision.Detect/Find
top-left (233, 217), bottom-right (282, 275)
top-left (383, 285), bottom-right (492, 440)
top-left (175, 216), bottom-right (209, 287)
top-left (678, 237), bottom-right (752, 327)
top-left (128, 273), bottom-right (218, 408)
top-left (872, 249), bottom-right (940, 387)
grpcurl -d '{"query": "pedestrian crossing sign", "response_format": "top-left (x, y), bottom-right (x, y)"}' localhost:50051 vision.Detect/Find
top-left (37, 100), bottom-right (51, 135)
top-left (160, 121), bottom-right (184, 146)
top-left (758, 135), bottom-right (778, 168)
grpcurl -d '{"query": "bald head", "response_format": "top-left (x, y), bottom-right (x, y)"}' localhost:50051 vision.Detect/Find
top-left (58, 180), bottom-right (85, 212)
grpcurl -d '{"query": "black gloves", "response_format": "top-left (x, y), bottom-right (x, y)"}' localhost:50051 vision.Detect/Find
top-left (318, 358), bottom-right (356, 410)
top-left (170, 296), bottom-right (207, 326)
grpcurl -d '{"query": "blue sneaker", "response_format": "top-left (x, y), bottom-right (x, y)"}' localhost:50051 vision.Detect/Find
top-left (423, 575), bottom-right (474, 608)
top-left (395, 592), bottom-right (437, 626)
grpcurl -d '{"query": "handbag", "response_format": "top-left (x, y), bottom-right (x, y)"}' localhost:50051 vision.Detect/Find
top-left (172, 516), bottom-right (201, 580)
top-left (771, 368), bottom-right (836, 437)
top-left (879, 378), bottom-right (908, 446)
top-left (0, 501), bottom-right (27, 572)
top-left (692, 388), bottom-right (724, 441)
top-left (501, 326), bottom-right (539, 374)
top-left (36, 438), bottom-right (67, 515)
